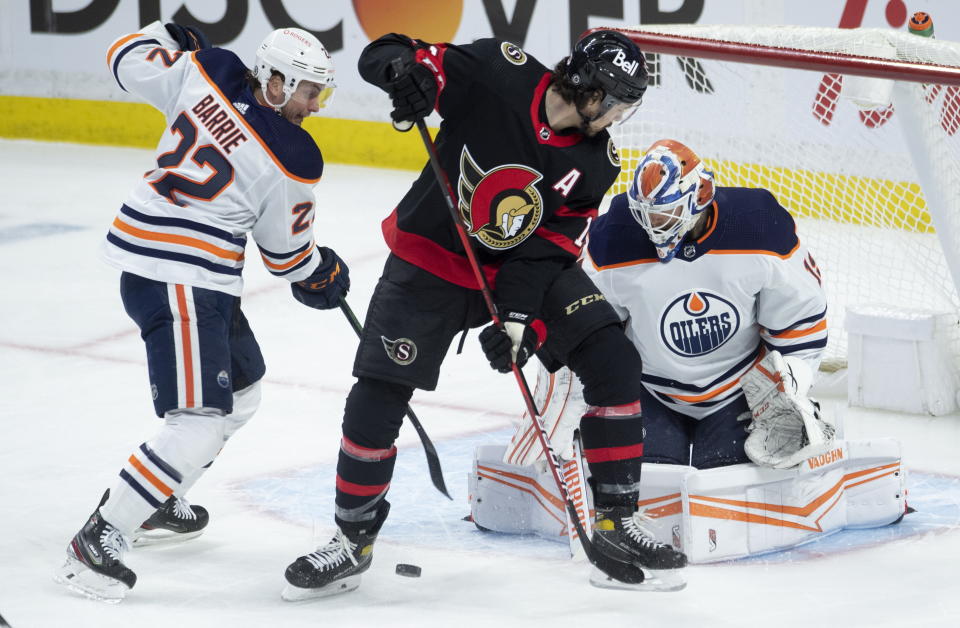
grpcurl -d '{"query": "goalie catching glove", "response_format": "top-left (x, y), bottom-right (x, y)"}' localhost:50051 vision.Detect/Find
top-left (741, 350), bottom-right (835, 469)
top-left (478, 311), bottom-right (547, 373)
top-left (291, 247), bottom-right (350, 310)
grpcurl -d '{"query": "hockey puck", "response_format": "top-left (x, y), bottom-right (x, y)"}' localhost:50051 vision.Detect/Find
top-left (395, 563), bottom-right (422, 578)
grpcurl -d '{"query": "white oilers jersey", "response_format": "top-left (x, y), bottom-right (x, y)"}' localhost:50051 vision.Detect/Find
top-left (584, 187), bottom-right (827, 419)
top-left (102, 22), bottom-right (322, 296)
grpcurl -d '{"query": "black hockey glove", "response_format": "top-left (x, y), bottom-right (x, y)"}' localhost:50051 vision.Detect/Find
top-left (291, 247), bottom-right (350, 310)
top-left (387, 57), bottom-right (437, 129)
top-left (478, 311), bottom-right (546, 374)
top-left (164, 23), bottom-right (210, 51)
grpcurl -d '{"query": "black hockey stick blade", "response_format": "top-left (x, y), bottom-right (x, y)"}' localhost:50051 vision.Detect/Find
top-left (338, 297), bottom-right (452, 500)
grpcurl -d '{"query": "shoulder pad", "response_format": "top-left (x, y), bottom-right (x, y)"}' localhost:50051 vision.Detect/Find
top-left (193, 49), bottom-right (322, 182)
top-left (712, 187), bottom-right (798, 256)
top-left (587, 193), bottom-right (658, 268)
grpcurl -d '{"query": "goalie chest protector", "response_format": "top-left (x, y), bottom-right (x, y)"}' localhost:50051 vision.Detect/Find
top-left (584, 187), bottom-right (828, 419)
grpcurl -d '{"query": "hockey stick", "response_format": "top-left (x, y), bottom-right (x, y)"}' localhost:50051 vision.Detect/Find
top-left (404, 112), bottom-right (644, 584)
top-left (338, 296), bottom-right (452, 500)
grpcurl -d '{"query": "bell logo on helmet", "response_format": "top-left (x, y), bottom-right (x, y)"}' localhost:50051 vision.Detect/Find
top-left (612, 49), bottom-right (640, 77)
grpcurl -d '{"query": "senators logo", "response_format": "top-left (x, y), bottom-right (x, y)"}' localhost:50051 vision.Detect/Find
top-left (458, 146), bottom-right (544, 250)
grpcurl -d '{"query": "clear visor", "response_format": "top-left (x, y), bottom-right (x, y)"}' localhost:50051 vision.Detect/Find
top-left (288, 79), bottom-right (336, 112)
top-left (598, 94), bottom-right (642, 125)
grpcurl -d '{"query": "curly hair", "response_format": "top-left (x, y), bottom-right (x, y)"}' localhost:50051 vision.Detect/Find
top-left (550, 58), bottom-right (603, 108)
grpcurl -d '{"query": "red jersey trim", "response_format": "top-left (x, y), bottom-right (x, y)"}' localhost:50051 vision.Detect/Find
top-left (533, 205), bottom-right (597, 256)
top-left (530, 73), bottom-right (584, 147)
top-left (382, 210), bottom-right (500, 290)
top-left (413, 41), bottom-right (448, 110)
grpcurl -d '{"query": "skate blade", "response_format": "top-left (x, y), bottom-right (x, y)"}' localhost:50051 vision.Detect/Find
top-left (281, 575), bottom-right (361, 602)
top-left (589, 566), bottom-right (687, 592)
top-left (54, 555), bottom-right (130, 603)
top-left (132, 529), bottom-right (204, 547)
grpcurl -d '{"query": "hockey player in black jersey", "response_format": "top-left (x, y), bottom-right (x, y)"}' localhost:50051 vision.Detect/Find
top-left (282, 30), bottom-right (687, 600)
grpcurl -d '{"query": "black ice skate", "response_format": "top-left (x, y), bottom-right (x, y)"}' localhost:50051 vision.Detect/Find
top-left (590, 505), bottom-right (688, 592)
top-left (133, 495), bottom-right (209, 546)
top-left (281, 502), bottom-right (389, 601)
top-left (55, 490), bottom-right (136, 603)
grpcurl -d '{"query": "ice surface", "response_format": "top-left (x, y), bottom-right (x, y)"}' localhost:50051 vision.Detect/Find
top-left (1, 140), bottom-right (958, 627)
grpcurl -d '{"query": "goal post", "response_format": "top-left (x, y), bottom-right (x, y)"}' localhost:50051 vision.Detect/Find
top-left (603, 24), bottom-right (960, 371)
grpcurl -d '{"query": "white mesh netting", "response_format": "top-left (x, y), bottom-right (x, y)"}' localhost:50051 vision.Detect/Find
top-left (608, 24), bottom-right (960, 370)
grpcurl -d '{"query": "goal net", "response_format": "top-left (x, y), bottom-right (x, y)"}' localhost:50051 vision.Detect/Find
top-left (607, 24), bottom-right (960, 371)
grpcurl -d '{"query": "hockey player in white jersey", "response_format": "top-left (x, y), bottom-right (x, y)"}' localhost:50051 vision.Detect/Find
top-left (470, 139), bottom-right (908, 563)
top-left (55, 22), bottom-right (347, 603)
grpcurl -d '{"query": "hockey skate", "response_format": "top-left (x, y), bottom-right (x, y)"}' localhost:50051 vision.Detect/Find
top-left (282, 502), bottom-right (389, 602)
top-left (133, 495), bottom-right (209, 546)
top-left (54, 490), bottom-right (136, 603)
top-left (590, 505), bottom-right (688, 592)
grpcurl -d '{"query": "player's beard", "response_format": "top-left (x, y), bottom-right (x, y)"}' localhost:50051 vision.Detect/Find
top-left (280, 103), bottom-right (305, 126)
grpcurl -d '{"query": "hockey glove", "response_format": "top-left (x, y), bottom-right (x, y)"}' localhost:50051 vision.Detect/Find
top-left (291, 247), bottom-right (350, 310)
top-left (164, 23), bottom-right (210, 51)
top-left (478, 312), bottom-right (546, 373)
top-left (741, 351), bottom-right (835, 468)
top-left (387, 57), bottom-right (437, 129)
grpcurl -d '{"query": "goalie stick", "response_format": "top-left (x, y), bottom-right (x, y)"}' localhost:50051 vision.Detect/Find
top-left (339, 296), bottom-right (452, 500)
top-left (397, 92), bottom-right (646, 585)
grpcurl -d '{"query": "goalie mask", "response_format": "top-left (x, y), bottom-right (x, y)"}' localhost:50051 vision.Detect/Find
top-left (627, 139), bottom-right (715, 262)
top-left (252, 28), bottom-right (336, 111)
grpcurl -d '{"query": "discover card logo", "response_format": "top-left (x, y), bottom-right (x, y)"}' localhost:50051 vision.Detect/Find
top-left (660, 291), bottom-right (740, 357)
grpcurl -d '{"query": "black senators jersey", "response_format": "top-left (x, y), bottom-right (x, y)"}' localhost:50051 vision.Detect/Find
top-left (359, 34), bottom-right (622, 316)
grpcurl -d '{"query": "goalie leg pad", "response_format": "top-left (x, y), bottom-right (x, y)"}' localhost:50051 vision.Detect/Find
top-left (469, 445), bottom-right (573, 540)
top-left (504, 363), bottom-right (586, 465)
top-left (682, 439), bottom-right (905, 563)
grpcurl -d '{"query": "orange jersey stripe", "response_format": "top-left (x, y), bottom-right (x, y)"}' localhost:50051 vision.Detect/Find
top-left (706, 239), bottom-right (801, 260)
top-left (189, 55), bottom-right (320, 184)
top-left (113, 217), bottom-right (244, 262)
top-left (128, 454), bottom-right (174, 497)
top-left (665, 377), bottom-right (742, 403)
top-left (260, 243), bottom-right (315, 271)
top-left (174, 284), bottom-right (195, 408)
top-left (106, 33), bottom-right (144, 69)
top-left (661, 352), bottom-right (763, 403)
top-left (768, 318), bottom-right (828, 339)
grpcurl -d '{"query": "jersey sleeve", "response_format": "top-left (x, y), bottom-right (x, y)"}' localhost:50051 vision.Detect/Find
top-left (251, 179), bottom-right (322, 283)
top-left (757, 237), bottom-right (828, 371)
top-left (357, 34), bottom-right (497, 122)
top-left (582, 248), bottom-right (631, 323)
top-left (106, 21), bottom-right (191, 117)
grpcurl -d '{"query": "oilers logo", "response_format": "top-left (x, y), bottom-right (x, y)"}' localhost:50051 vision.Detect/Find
top-left (458, 146), bottom-right (544, 249)
top-left (660, 291), bottom-right (740, 357)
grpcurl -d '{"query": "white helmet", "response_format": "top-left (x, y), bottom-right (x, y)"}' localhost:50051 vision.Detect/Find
top-left (252, 28), bottom-right (336, 110)
top-left (627, 139), bottom-right (715, 263)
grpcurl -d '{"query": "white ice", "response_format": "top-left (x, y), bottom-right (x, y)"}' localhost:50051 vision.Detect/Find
top-left (1, 139), bottom-right (959, 628)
